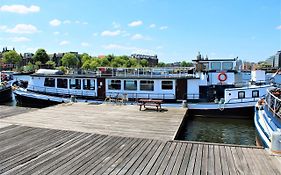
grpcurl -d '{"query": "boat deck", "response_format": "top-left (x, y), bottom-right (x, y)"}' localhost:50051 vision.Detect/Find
top-left (0, 103), bottom-right (187, 141)
top-left (0, 125), bottom-right (280, 175)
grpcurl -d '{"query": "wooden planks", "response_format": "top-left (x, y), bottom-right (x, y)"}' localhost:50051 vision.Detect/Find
top-left (0, 103), bottom-right (186, 141)
top-left (0, 105), bottom-right (34, 119)
top-left (0, 125), bottom-right (280, 175)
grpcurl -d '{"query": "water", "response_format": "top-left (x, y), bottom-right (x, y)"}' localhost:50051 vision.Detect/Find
top-left (180, 116), bottom-right (256, 146)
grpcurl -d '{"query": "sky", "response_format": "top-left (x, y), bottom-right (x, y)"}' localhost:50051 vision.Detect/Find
top-left (0, 0), bottom-right (280, 63)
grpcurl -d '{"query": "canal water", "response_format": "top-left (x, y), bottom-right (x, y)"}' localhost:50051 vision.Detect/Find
top-left (3, 75), bottom-right (256, 146)
top-left (179, 116), bottom-right (256, 146)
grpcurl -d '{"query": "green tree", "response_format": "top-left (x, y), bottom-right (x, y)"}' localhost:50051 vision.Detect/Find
top-left (32, 49), bottom-right (49, 64)
top-left (45, 61), bottom-right (56, 69)
top-left (2, 50), bottom-right (22, 67)
top-left (181, 61), bottom-right (193, 67)
top-left (23, 62), bottom-right (35, 72)
top-left (58, 66), bottom-right (67, 74)
top-left (35, 61), bottom-right (42, 70)
top-left (105, 54), bottom-right (115, 62)
top-left (157, 62), bottom-right (166, 67)
top-left (100, 58), bottom-right (110, 67)
top-left (82, 60), bottom-right (91, 70)
top-left (81, 53), bottom-right (91, 64)
top-left (61, 53), bottom-right (79, 68)
top-left (89, 59), bottom-right (101, 70)
top-left (140, 59), bottom-right (148, 67)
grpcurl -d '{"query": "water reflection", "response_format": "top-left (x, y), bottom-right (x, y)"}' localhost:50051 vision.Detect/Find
top-left (181, 116), bottom-right (256, 146)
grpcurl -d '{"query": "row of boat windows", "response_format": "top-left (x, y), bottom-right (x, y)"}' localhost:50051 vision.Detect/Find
top-left (237, 90), bottom-right (259, 99)
top-left (44, 78), bottom-right (95, 90)
top-left (108, 80), bottom-right (173, 91)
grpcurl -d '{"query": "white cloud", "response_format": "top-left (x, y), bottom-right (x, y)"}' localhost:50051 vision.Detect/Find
top-left (53, 31), bottom-right (60, 35)
top-left (49, 19), bottom-right (61, 27)
top-left (10, 37), bottom-right (30, 42)
top-left (82, 22), bottom-right (88, 25)
top-left (112, 22), bottom-right (121, 29)
top-left (101, 30), bottom-right (121, 37)
top-left (92, 32), bottom-right (98, 37)
top-left (81, 42), bottom-right (90, 47)
top-left (131, 34), bottom-right (144, 40)
top-left (59, 40), bottom-right (69, 46)
top-left (276, 25), bottom-right (281, 30)
top-left (75, 20), bottom-right (80, 24)
top-left (0, 5), bottom-right (40, 14)
top-left (103, 44), bottom-right (156, 55)
top-left (159, 26), bottom-right (168, 30)
top-left (149, 24), bottom-right (156, 28)
top-left (0, 25), bottom-right (7, 31)
top-left (6, 24), bottom-right (38, 34)
top-left (128, 20), bottom-right (143, 27)
top-left (63, 20), bottom-right (71, 24)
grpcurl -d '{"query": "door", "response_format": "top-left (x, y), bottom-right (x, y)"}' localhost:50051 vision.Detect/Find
top-left (97, 78), bottom-right (106, 99)
top-left (176, 79), bottom-right (187, 100)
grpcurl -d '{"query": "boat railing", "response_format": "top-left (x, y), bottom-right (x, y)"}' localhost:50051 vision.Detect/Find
top-left (265, 89), bottom-right (281, 118)
top-left (225, 96), bottom-right (260, 104)
top-left (27, 85), bottom-right (97, 97)
top-left (187, 93), bottom-right (200, 99)
top-left (106, 92), bottom-right (175, 100)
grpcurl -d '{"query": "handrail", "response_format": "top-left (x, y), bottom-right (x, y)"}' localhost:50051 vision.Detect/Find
top-left (106, 91), bottom-right (175, 100)
top-left (225, 96), bottom-right (260, 104)
top-left (264, 88), bottom-right (281, 119)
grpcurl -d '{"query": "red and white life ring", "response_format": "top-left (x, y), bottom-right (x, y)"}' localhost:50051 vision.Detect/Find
top-left (218, 72), bottom-right (227, 82)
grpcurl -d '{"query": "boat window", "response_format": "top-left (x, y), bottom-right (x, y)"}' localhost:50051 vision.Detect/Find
top-left (222, 62), bottom-right (233, 70)
top-left (238, 91), bottom-right (245, 99)
top-left (44, 78), bottom-right (55, 87)
top-left (69, 79), bottom-right (81, 89)
top-left (57, 79), bottom-right (68, 89)
top-left (162, 81), bottom-right (173, 90)
top-left (124, 80), bottom-right (137, 90)
top-left (83, 79), bottom-right (95, 90)
top-left (252, 90), bottom-right (259, 98)
top-left (140, 80), bottom-right (154, 91)
top-left (108, 80), bottom-right (121, 90)
top-left (211, 62), bottom-right (221, 71)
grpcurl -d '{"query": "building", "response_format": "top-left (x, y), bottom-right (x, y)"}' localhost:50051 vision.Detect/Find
top-left (131, 54), bottom-right (158, 67)
top-left (21, 53), bottom-right (34, 67)
top-left (273, 51), bottom-right (281, 68)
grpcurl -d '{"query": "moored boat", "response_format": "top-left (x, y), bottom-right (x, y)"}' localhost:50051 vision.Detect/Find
top-left (254, 87), bottom-right (281, 153)
top-left (0, 72), bottom-right (13, 103)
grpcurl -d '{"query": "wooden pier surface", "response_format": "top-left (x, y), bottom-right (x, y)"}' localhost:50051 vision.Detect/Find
top-left (0, 103), bottom-right (187, 141)
top-left (0, 125), bottom-right (280, 175)
top-left (0, 105), bottom-right (34, 119)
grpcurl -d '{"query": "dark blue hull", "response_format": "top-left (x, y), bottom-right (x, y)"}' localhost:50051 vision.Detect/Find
top-left (0, 86), bottom-right (12, 103)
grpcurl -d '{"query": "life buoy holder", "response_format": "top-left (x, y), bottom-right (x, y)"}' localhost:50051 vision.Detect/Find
top-left (218, 72), bottom-right (227, 82)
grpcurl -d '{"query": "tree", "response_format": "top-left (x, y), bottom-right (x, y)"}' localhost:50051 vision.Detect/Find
top-left (90, 59), bottom-right (101, 70)
top-left (45, 61), bottom-right (56, 69)
top-left (81, 53), bottom-right (91, 64)
top-left (180, 61), bottom-right (193, 67)
top-left (140, 59), bottom-right (148, 67)
top-left (35, 61), bottom-right (42, 70)
top-left (32, 49), bottom-right (49, 64)
top-left (61, 53), bottom-right (79, 68)
top-left (2, 50), bottom-right (22, 66)
top-left (23, 62), bottom-right (35, 72)
top-left (82, 60), bottom-right (91, 70)
top-left (157, 62), bottom-right (166, 67)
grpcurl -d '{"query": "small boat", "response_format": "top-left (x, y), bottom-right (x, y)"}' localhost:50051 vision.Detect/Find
top-left (0, 72), bottom-right (13, 103)
top-left (254, 87), bottom-right (281, 153)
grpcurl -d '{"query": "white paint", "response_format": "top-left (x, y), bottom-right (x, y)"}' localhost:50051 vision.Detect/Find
top-left (187, 79), bottom-right (200, 99)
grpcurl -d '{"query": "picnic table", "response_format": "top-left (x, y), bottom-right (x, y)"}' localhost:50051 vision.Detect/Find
top-left (138, 99), bottom-right (163, 112)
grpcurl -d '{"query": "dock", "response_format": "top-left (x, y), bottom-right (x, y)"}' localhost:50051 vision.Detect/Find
top-left (0, 105), bottom-right (34, 119)
top-left (0, 103), bottom-right (187, 141)
top-left (0, 103), bottom-right (280, 174)
top-left (0, 125), bottom-right (281, 175)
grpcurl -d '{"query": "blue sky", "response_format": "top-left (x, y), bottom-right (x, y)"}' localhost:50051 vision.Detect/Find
top-left (0, 0), bottom-right (280, 62)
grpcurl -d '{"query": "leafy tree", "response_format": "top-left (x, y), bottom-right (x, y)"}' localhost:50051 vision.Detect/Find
top-left (2, 50), bottom-right (22, 66)
top-left (23, 62), bottom-right (35, 72)
top-left (35, 61), bottom-right (42, 69)
top-left (46, 61), bottom-right (56, 69)
top-left (81, 53), bottom-right (91, 64)
top-left (140, 59), bottom-right (148, 67)
top-left (61, 53), bottom-right (79, 68)
top-left (157, 62), bottom-right (166, 67)
top-left (57, 66), bottom-right (67, 74)
top-left (100, 58), bottom-right (110, 67)
top-left (90, 59), bottom-right (101, 70)
top-left (181, 61), bottom-right (193, 67)
top-left (105, 54), bottom-right (115, 62)
top-left (32, 49), bottom-right (49, 64)
top-left (82, 60), bottom-right (91, 70)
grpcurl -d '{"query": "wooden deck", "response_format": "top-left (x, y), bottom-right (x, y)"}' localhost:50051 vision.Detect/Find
top-left (0, 105), bottom-right (34, 119)
top-left (0, 103), bottom-right (187, 141)
top-left (0, 125), bottom-right (280, 175)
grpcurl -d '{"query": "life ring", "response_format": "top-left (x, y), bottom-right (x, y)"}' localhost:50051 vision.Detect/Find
top-left (218, 72), bottom-right (227, 82)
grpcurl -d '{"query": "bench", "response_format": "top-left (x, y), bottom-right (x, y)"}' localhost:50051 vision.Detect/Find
top-left (138, 99), bottom-right (163, 112)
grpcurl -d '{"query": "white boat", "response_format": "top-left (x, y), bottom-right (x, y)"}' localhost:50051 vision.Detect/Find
top-left (254, 87), bottom-right (281, 153)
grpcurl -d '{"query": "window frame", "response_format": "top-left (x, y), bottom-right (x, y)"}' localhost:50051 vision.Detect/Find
top-left (108, 80), bottom-right (121, 90)
top-left (57, 78), bottom-right (68, 89)
top-left (140, 80), bottom-right (154, 91)
top-left (238, 91), bottom-right (245, 99)
top-left (124, 80), bottom-right (137, 91)
top-left (161, 81), bottom-right (173, 90)
top-left (44, 78), bottom-right (55, 87)
top-left (252, 90), bottom-right (259, 98)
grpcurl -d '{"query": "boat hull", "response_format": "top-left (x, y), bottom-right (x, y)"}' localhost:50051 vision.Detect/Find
top-left (188, 106), bottom-right (254, 118)
top-left (0, 86), bottom-right (12, 103)
top-left (14, 91), bottom-right (61, 107)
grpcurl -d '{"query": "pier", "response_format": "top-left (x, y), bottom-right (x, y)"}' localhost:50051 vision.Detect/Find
top-left (0, 103), bottom-right (280, 174)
